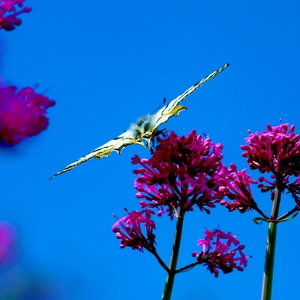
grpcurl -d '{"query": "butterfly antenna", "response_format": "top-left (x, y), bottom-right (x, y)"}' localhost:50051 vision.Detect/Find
top-left (151, 97), bottom-right (167, 114)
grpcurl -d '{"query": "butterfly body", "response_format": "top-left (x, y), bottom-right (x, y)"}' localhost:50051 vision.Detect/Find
top-left (51, 64), bottom-right (229, 179)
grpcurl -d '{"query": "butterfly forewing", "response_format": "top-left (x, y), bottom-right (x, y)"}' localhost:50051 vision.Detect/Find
top-left (150, 63), bottom-right (229, 133)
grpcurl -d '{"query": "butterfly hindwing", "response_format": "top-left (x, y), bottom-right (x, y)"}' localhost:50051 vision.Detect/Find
top-left (51, 129), bottom-right (144, 178)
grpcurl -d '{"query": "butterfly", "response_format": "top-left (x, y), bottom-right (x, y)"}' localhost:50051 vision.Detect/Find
top-left (51, 63), bottom-right (229, 179)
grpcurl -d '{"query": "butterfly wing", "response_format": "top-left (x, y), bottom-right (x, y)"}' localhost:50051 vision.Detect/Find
top-left (149, 63), bottom-right (229, 136)
top-left (50, 128), bottom-right (145, 179)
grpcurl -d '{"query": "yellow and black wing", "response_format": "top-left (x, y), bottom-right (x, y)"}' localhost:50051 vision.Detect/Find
top-left (51, 63), bottom-right (229, 179)
top-left (145, 63), bottom-right (229, 141)
top-left (50, 125), bottom-right (145, 179)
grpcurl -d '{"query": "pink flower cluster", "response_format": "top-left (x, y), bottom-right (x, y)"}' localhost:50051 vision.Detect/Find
top-left (219, 122), bottom-right (300, 210)
top-left (132, 130), bottom-right (225, 218)
top-left (0, 0), bottom-right (31, 31)
top-left (192, 228), bottom-right (248, 277)
top-left (0, 85), bottom-right (55, 146)
top-left (113, 130), bottom-right (250, 277)
top-left (241, 123), bottom-right (300, 177)
top-left (112, 209), bottom-right (156, 252)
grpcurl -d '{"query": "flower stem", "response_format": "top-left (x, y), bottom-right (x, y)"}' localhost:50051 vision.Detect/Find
top-left (261, 187), bottom-right (281, 300)
top-left (277, 204), bottom-right (299, 221)
top-left (161, 214), bottom-right (184, 300)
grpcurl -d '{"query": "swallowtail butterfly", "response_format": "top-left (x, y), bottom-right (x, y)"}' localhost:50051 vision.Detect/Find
top-left (51, 63), bottom-right (229, 178)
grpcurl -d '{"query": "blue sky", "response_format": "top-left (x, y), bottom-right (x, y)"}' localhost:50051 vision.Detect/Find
top-left (1, 0), bottom-right (300, 299)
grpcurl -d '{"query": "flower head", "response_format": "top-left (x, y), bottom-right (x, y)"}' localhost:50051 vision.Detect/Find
top-left (192, 228), bottom-right (249, 277)
top-left (0, 0), bottom-right (31, 31)
top-left (241, 123), bottom-right (300, 177)
top-left (132, 131), bottom-right (225, 218)
top-left (240, 122), bottom-right (300, 202)
top-left (0, 85), bottom-right (55, 146)
top-left (112, 209), bottom-right (156, 252)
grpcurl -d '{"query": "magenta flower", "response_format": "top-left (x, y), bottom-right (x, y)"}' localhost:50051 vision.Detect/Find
top-left (241, 122), bottom-right (300, 203)
top-left (112, 209), bottom-right (156, 252)
top-left (132, 130), bottom-right (225, 218)
top-left (0, 221), bottom-right (16, 264)
top-left (218, 163), bottom-right (258, 213)
top-left (192, 228), bottom-right (249, 277)
top-left (0, 85), bottom-right (55, 146)
top-left (241, 123), bottom-right (300, 177)
top-left (0, 0), bottom-right (31, 31)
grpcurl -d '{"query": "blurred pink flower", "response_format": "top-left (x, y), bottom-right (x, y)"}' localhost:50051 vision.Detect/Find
top-left (112, 209), bottom-right (156, 252)
top-left (192, 228), bottom-right (249, 277)
top-left (0, 85), bottom-right (55, 146)
top-left (0, 222), bottom-right (15, 264)
top-left (0, 0), bottom-right (31, 31)
top-left (132, 130), bottom-right (225, 218)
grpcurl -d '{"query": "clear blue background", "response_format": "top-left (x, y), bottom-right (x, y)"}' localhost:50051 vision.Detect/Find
top-left (1, 0), bottom-right (300, 299)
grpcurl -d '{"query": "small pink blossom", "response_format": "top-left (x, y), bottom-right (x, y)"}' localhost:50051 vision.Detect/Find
top-left (192, 228), bottom-right (249, 277)
top-left (112, 209), bottom-right (156, 252)
top-left (0, 85), bottom-right (55, 146)
top-left (0, 0), bottom-right (31, 31)
top-left (283, 175), bottom-right (300, 205)
top-left (132, 131), bottom-right (225, 218)
top-left (218, 163), bottom-right (258, 213)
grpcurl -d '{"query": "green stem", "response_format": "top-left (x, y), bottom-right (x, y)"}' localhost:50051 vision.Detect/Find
top-left (261, 187), bottom-right (281, 300)
top-left (161, 214), bottom-right (184, 300)
top-left (277, 204), bottom-right (299, 221)
top-left (253, 205), bottom-right (270, 220)
top-left (151, 249), bottom-right (170, 273)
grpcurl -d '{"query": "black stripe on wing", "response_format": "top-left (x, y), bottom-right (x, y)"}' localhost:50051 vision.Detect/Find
top-left (50, 131), bottom-right (140, 179)
top-left (151, 63), bottom-right (229, 131)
